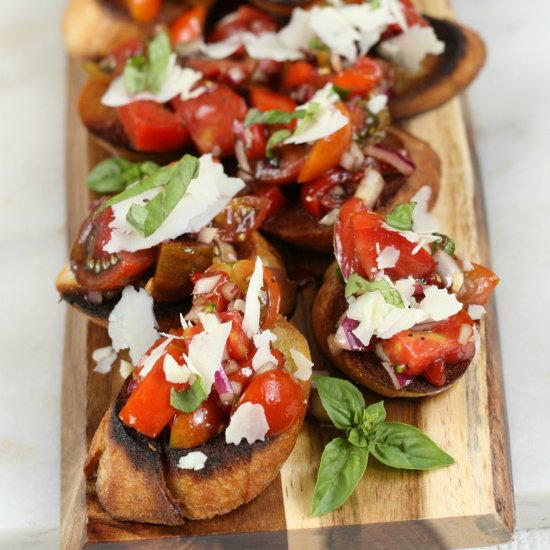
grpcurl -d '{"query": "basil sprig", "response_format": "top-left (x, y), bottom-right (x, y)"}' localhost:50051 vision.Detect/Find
top-left (86, 158), bottom-right (160, 194)
top-left (431, 232), bottom-right (456, 256)
top-left (98, 154), bottom-right (200, 237)
top-left (244, 108), bottom-right (307, 127)
top-left (266, 129), bottom-right (292, 159)
top-left (385, 202), bottom-right (416, 231)
top-left (170, 377), bottom-right (207, 413)
top-left (345, 273), bottom-right (404, 308)
top-left (123, 31), bottom-right (171, 95)
top-left (312, 376), bottom-right (454, 516)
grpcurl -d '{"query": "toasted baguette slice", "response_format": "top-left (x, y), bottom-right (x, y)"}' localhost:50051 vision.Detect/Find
top-left (84, 317), bottom-right (311, 524)
top-left (261, 127), bottom-right (441, 252)
top-left (312, 263), bottom-right (470, 398)
top-left (389, 18), bottom-right (486, 120)
top-left (56, 231), bottom-right (296, 331)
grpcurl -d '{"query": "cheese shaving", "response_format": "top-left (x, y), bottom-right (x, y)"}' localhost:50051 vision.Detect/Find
top-left (163, 354), bottom-right (192, 384)
top-left (252, 330), bottom-right (278, 371)
top-left (92, 346), bottom-right (117, 374)
top-left (177, 451), bottom-right (208, 471)
top-left (290, 349), bottom-right (313, 381)
top-left (242, 257), bottom-right (264, 337)
top-left (468, 304), bottom-right (486, 321)
top-left (418, 285), bottom-right (462, 321)
top-left (225, 402), bottom-right (269, 445)
top-left (377, 245), bottom-right (400, 270)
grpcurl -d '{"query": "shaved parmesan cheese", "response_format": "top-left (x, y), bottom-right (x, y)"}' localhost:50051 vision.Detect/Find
top-left (290, 349), bottom-right (313, 381)
top-left (462, 259), bottom-right (474, 271)
top-left (367, 94), bottom-right (388, 114)
top-left (418, 285), bottom-right (462, 321)
top-left (278, 8), bottom-right (315, 51)
top-left (163, 354), bottom-right (192, 384)
top-left (102, 54), bottom-right (204, 107)
top-left (188, 314), bottom-right (232, 395)
top-left (232, 298), bottom-right (246, 313)
top-left (242, 257), bottom-right (264, 337)
top-left (284, 84), bottom-right (348, 145)
top-left (92, 346), bottom-right (117, 374)
top-left (177, 451), bottom-right (207, 471)
top-left (347, 289), bottom-right (428, 345)
top-left (119, 359), bottom-right (133, 378)
top-left (108, 286), bottom-right (159, 364)
top-left (379, 25), bottom-right (445, 73)
top-left (468, 304), bottom-right (486, 321)
top-left (200, 35), bottom-right (243, 58)
top-left (244, 32), bottom-right (303, 61)
top-left (225, 402), bottom-right (269, 445)
top-left (310, 7), bottom-right (360, 61)
top-left (319, 208), bottom-right (340, 226)
top-left (377, 246), bottom-right (400, 270)
top-left (394, 277), bottom-right (418, 307)
top-left (180, 314), bottom-right (190, 330)
top-left (411, 186), bottom-right (438, 234)
top-left (105, 155), bottom-right (245, 253)
top-left (252, 330), bottom-right (278, 371)
top-left (138, 337), bottom-right (173, 378)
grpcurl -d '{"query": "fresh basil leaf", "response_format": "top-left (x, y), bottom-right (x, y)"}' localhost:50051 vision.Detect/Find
top-left (385, 202), bottom-right (416, 231)
top-left (312, 437), bottom-right (369, 516)
top-left (123, 31), bottom-right (171, 95)
top-left (344, 273), bottom-right (404, 308)
top-left (308, 36), bottom-right (328, 51)
top-left (244, 108), bottom-right (307, 127)
top-left (364, 401), bottom-right (386, 425)
top-left (370, 422), bottom-right (455, 470)
top-left (371, 0), bottom-right (381, 9)
top-left (266, 129), bottom-right (291, 159)
top-left (87, 158), bottom-right (160, 194)
top-left (346, 427), bottom-right (368, 448)
top-left (431, 232), bottom-right (456, 256)
top-left (126, 155), bottom-right (200, 236)
top-left (313, 376), bottom-right (365, 430)
top-left (170, 377), bottom-right (207, 413)
top-left (357, 401), bottom-right (386, 442)
top-left (333, 85), bottom-right (350, 101)
top-left (294, 101), bottom-right (320, 135)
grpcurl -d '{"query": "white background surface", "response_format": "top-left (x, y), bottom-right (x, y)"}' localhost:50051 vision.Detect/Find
top-left (0, 1), bottom-right (548, 548)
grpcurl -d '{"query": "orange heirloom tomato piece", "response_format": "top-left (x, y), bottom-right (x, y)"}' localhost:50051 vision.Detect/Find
top-left (457, 262), bottom-right (499, 306)
top-left (128, 0), bottom-right (161, 23)
top-left (170, 6), bottom-right (206, 44)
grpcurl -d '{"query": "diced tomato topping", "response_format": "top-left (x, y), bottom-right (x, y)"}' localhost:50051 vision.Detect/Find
top-left (236, 370), bottom-right (305, 437)
top-left (457, 262), bottom-right (499, 306)
top-left (331, 57), bottom-right (384, 95)
top-left (213, 196), bottom-right (270, 242)
top-left (170, 6), bottom-right (206, 44)
top-left (253, 185), bottom-right (287, 219)
top-left (184, 58), bottom-right (255, 88)
top-left (117, 101), bottom-right (190, 152)
top-left (128, 0), bottom-right (161, 23)
top-left (249, 86), bottom-right (296, 113)
top-left (109, 37), bottom-right (146, 70)
top-left (233, 120), bottom-right (267, 161)
top-left (255, 144), bottom-right (308, 185)
top-left (173, 85), bottom-right (247, 157)
top-left (209, 5), bottom-right (277, 44)
top-left (219, 311), bottom-right (251, 362)
top-left (283, 61), bottom-right (316, 90)
top-left (383, 0), bottom-right (428, 40)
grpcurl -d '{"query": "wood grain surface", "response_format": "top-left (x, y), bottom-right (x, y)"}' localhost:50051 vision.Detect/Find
top-left (60, 1), bottom-right (515, 547)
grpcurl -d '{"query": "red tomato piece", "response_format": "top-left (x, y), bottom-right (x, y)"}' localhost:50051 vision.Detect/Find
top-left (170, 6), bottom-right (206, 44)
top-left (219, 311), bottom-right (251, 362)
top-left (253, 185), bottom-right (287, 219)
top-left (331, 57), bottom-right (384, 95)
top-left (283, 61), bottom-right (316, 90)
top-left (297, 102), bottom-right (353, 182)
top-left (456, 262), bottom-right (499, 306)
top-left (209, 5), bottom-right (277, 44)
top-left (254, 144), bottom-right (308, 185)
top-left (213, 196), bottom-right (270, 242)
top-left (174, 86), bottom-right (247, 157)
top-left (128, 0), bottom-right (161, 23)
top-left (233, 120), bottom-right (267, 161)
top-left (69, 206), bottom-right (156, 291)
top-left (185, 58), bottom-right (255, 88)
top-left (422, 358), bottom-right (446, 387)
top-left (236, 370), bottom-right (304, 437)
top-left (117, 100), bottom-right (190, 152)
top-left (109, 37), bottom-right (146, 70)
top-left (249, 86), bottom-right (296, 113)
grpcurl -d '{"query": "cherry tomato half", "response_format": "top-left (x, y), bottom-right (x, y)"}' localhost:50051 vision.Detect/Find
top-left (170, 6), bottom-right (206, 44)
top-left (457, 262), bottom-right (499, 306)
top-left (128, 0), bottom-right (161, 23)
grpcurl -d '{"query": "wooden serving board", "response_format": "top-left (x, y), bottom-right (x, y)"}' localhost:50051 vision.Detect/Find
top-left (60, 1), bottom-right (514, 547)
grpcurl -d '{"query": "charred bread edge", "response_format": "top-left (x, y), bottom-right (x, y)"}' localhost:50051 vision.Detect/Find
top-left (55, 231), bottom-right (297, 330)
top-left (389, 18), bottom-right (486, 120)
top-left (85, 317), bottom-right (311, 524)
top-left (312, 262), bottom-right (470, 398)
top-left (261, 126), bottom-right (441, 251)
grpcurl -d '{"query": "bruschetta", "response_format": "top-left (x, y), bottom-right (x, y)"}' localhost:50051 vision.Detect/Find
top-left (312, 191), bottom-right (498, 397)
top-left (84, 257), bottom-right (313, 524)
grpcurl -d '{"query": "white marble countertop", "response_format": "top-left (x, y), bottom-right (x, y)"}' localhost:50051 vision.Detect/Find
top-left (0, 1), bottom-right (548, 548)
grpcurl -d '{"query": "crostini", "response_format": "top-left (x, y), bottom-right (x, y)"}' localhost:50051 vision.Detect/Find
top-left (55, 154), bottom-right (295, 329)
top-left (312, 191), bottom-right (498, 397)
top-left (85, 257), bottom-right (313, 524)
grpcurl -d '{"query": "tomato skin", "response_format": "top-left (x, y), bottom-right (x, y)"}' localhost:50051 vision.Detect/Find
top-left (331, 57), bottom-right (384, 95)
top-left (209, 5), bottom-right (277, 44)
top-left (249, 86), bottom-right (296, 113)
top-left (117, 100), bottom-right (190, 152)
top-left (170, 7), bottom-right (206, 44)
top-left (422, 358), bottom-right (446, 387)
top-left (185, 58), bottom-right (255, 88)
top-left (255, 145), bottom-right (308, 185)
top-left (297, 102), bottom-right (353, 183)
top-left (174, 86), bottom-right (247, 157)
top-left (283, 61), bottom-right (316, 90)
top-left (233, 120), bottom-right (267, 161)
top-left (214, 196), bottom-right (270, 242)
top-left (253, 185), bottom-right (287, 219)
top-left (383, 0), bottom-right (428, 40)
top-left (457, 262), bottom-right (499, 306)
top-left (236, 370), bottom-right (305, 437)
top-left (70, 206), bottom-right (156, 291)
top-left (219, 311), bottom-right (251, 362)
top-left (169, 393), bottom-right (227, 448)
top-left (128, 0), bottom-right (161, 23)
top-left (109, 38), bottom-right (146, 71)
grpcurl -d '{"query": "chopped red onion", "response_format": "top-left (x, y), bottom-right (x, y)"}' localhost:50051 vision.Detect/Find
top-left (192, 274), bottom-right (222, 296)
top-left (197, 227), bottom-right (218, 244)
top-left (381, 362), bottom-right (413, 390)
top-left (354, 168), bottom-right (385, 209)
top-left (86, 290), bottom-right (103, 305)
top-left (230, 380), bottom-right (242, 397)
top-left (410, 321), bottom-right (439, 332)
top-left (334, 317), bottom-right (371, 351)
top-left (214, 369), bottom-right (235, 406)
top-left (364, 144), bottom-right (415, 176)
top-left (221, 281), bottom-right (239, 301)
top-left (224, 360), bottom-right (240, 375)
top-left (434, 249), bottom-right (461, 288)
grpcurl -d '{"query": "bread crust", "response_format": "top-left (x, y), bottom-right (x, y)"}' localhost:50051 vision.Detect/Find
top-left (55, 231), bottom-right (296, 330)
top-left (389, 19), bottom-right (486, 120)
top-left (312, 263), bottom-right (470, 398)
top-left (85, 318), bottom-right (311, 524)
top-left (261, 126), bottom-right (441, 251)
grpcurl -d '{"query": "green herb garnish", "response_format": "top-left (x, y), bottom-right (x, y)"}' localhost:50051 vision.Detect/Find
top-left (123, 31), bottom-right (171, 95)
top-left (385, 202), bottom-right (416, 231)
top-left (333, 85), bottom-right (350, 101)
top-left (311, 377), bottom-right (455, 516)
top-left (431, 232), bottom-right (456, 256)
top-left (244, 108), bottom-right (308, 127)
top-left (170, 377), bottom-right (207, 413)
top-left (86, 158), bottom-right (160, 194)
top-left (266, 129), bottom-right (292, 159)
top-left (344, 273), bottom-right (404, 308)
top-left (98, 154), bottom-right (200, 237)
